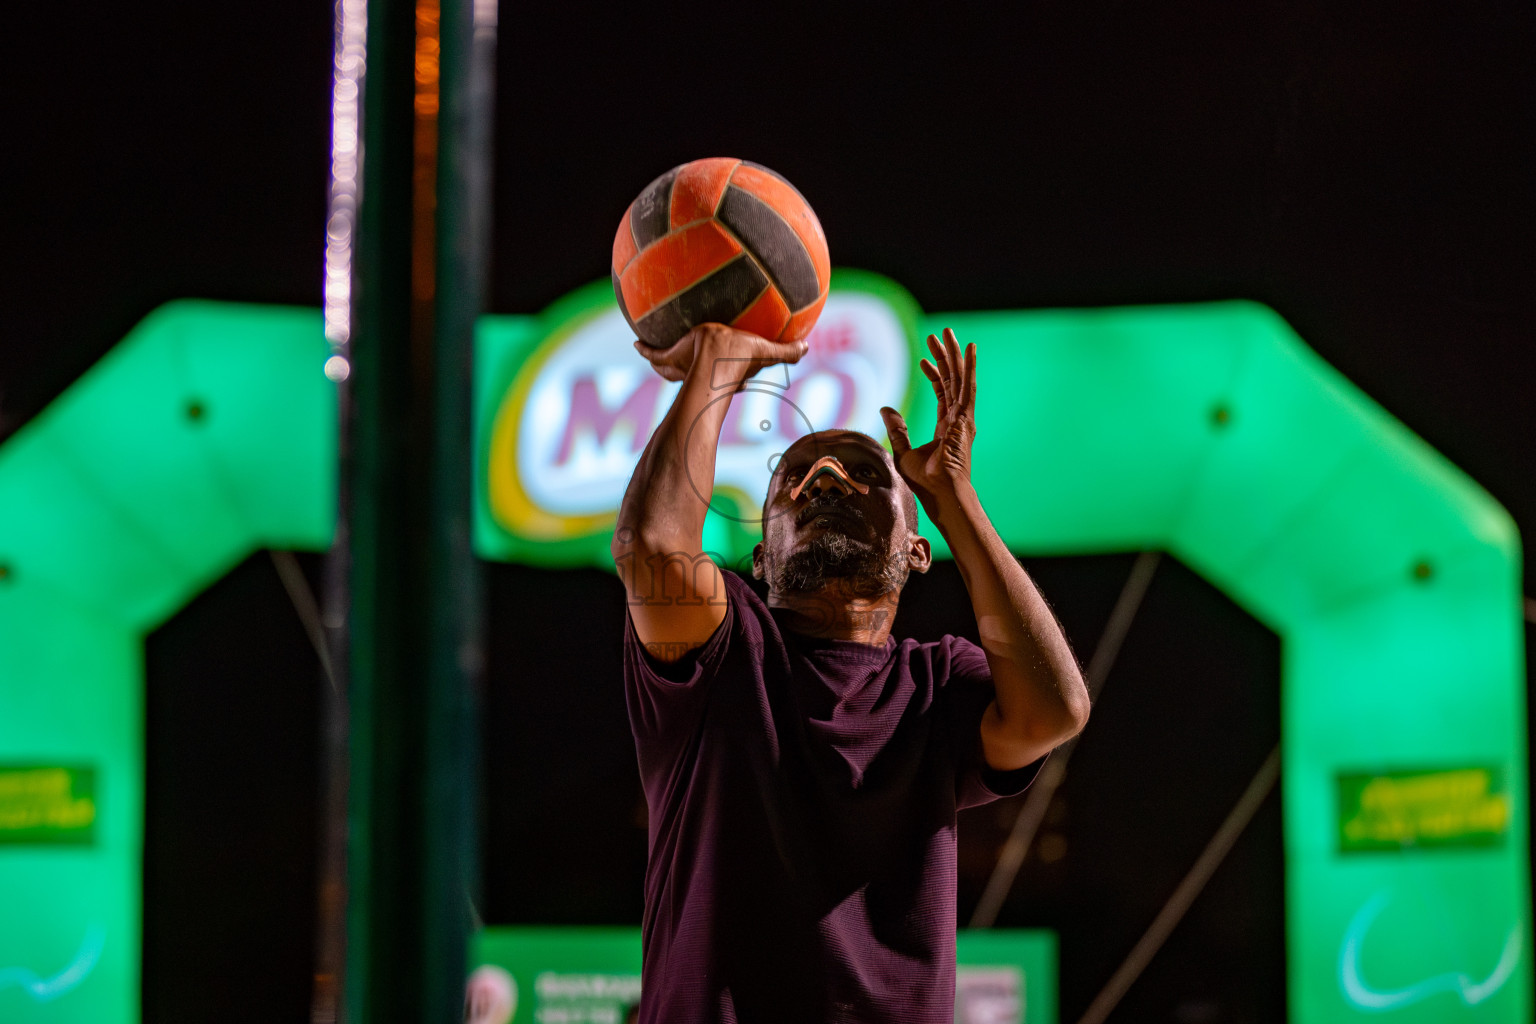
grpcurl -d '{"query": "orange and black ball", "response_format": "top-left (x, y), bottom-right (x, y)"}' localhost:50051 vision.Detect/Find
top-left (613, 158), bottom-right (830, 348)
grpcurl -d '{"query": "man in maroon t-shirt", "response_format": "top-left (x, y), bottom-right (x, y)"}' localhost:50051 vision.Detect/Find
top-left (612, 323), bottom-right (1090, 1023)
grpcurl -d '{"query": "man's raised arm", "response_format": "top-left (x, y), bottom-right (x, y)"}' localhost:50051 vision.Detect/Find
top-left (881, 329), bottom-right (1091, 769)
top-left (611, 323), bottom-right (808, 663)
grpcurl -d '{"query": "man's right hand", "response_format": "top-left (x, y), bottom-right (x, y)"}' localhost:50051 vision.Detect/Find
top-left (633, 322), bottom-right (810, 389)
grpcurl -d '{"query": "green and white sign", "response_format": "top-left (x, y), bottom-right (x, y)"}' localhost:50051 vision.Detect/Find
top-left (474, 271), bottom-right (920, 567)
top-left (471, 926), bottom-right (1056, 1024)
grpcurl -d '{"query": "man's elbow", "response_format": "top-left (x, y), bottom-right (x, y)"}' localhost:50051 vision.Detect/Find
top-left (982, 697), bottom-right (1089, 770)
top-left (1030, 682), bottom-right (1091, 746)
top-left (611, 527), bottom-right (658, 570)
top-left (1028, 699), bottom-right (1088, 751)
top-left (1059, 689), bottom-right (1091, 740)
top-left (614, 519), bottom-right (695, 557)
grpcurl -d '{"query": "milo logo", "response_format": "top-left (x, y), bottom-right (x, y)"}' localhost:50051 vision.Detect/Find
top-left (486, 286), bottom-right (913, 541)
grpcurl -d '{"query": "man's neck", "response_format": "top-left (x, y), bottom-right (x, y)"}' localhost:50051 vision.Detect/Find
top-left (766, 582), bottom-right (900, 646)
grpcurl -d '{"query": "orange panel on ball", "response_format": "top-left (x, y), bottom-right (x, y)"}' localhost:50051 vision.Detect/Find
top-left (729, 163), bottom-right (831, 299)
top-left (611, 205), bottom-right (639, 273)
top-left (781, 292), bottom-right (828, 342)
top-left (730, 284), bottom-right (792, 340)
top-left (618, 220), bottom-right (743, 320)
top-left (670, 158), bottom-right (740, 229)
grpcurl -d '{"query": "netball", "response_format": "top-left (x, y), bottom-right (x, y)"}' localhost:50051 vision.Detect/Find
top-left (612, 158), bottom-right (831, 348)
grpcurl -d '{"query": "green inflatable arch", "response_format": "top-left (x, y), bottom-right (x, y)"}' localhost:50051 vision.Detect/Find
top-left (0, 279), bottom-right (1527, 1023)
top-left (0, 302), bottom-right (336, 1020)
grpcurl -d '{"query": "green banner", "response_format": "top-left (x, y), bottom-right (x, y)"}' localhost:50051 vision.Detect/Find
top-left (470, 927), bottom-right (1056, 1024)
top-left (0, 765), bottom-right (96, 845)
top-left (1338, 766), bottom-right (1509, 853)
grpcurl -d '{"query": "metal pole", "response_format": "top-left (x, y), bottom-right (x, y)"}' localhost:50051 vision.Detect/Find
top-left (424, 0), bottom-right (497, 1014)
top-left (344, 0), bottom-right (494, 1016)
top-left (970, 551), bottom-right (1162, 929)
top-left (1075, 745), bottom-right (1282, 1024)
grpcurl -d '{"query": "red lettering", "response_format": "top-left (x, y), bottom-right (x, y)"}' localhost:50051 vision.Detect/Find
top-left (554, 373), bottom-right (662, 466)
top-left (805, 318), bottom-right (856, 354)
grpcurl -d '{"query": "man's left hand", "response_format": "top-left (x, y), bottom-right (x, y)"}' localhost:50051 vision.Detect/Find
top-left (880, 327), bottom-right (976, 518)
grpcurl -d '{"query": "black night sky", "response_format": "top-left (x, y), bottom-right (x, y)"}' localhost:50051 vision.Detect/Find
top-left (4, 2), bottom-right (1532, 1022)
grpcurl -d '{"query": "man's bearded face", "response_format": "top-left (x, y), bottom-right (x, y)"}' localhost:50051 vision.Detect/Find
top-left (756, 432), bottom-right (914, 600)
top-left (764, 507), bottom-right (911, 598)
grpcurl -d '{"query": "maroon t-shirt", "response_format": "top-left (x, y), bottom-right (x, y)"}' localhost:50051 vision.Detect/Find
top-left (622, 569), bottom-right (1044, 1024)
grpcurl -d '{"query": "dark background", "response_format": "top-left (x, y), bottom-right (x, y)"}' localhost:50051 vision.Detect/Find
top-left (4, 2), bottom-right (1531, 1022)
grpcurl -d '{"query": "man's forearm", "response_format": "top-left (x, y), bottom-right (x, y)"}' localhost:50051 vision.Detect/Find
top-left (930, 483), bottom-right (1090, 748)
top-left (616, 354), bottom-right (731, 547)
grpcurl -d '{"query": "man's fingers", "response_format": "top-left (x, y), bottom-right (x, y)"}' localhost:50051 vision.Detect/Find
top-left (634, 340), bottom-right (685, 381)
top-left (929, 331), bottom-right (963, 408)
top-left (739, 336), bottom-right (807, 369)
top-left (762, 338), bottom-right (809, 366)
top-left (927, 333), bottom-right (949, 387)
top-left (943, 329), bottom-right (959, 380)
top-left (880, 406), bottom-right (912, 457)
top-left (919, 357), bottom-right (949, 418)
top-left (665, 329), bottom-right (706, 361)
top-left (963, 341), bottom-right (977, 414)
top-left (943, 329), bottom-right (964, 406)
top-left (634, 339), bottom-right (675, 364)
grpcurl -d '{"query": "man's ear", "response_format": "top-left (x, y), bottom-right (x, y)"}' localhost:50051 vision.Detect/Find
top-left (752, 541), bottom-right (765, 580)
top-left (907, 534), bottom-right (932, 574)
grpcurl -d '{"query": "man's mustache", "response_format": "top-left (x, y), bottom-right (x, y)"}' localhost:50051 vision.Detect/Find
top-left (797, 495), bottom-right (867, 527)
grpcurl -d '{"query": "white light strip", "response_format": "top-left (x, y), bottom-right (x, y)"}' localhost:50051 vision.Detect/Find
top-left (323, 0), bottom-right (368, 382)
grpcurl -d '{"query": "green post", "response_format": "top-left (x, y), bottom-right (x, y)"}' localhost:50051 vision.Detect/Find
top-left (428, 0), bottom-right (495, 1014)
top-left (345, 0), bottom-right (493, 1017)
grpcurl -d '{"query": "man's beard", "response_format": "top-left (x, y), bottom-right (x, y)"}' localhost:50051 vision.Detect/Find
top-left (764, 527), bottom-right (910, 599)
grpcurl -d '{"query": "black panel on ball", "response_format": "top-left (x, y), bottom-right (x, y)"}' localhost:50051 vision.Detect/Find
top-left (631, 168), bottom-right (678, 250)
top-left (717, 186), bottom-right (820, 311)
top-left (635, 255), bottom-right (771, 347)
top-left (674, 255), bottom-right (769, 331)
top-left (613, 268), bottom-right (638, 335)
top-left (634, 300), bottom-right (690, 348)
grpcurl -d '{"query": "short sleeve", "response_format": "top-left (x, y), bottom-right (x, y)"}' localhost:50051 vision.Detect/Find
top-left (622, 588), bottom-right (735, 691)
top-left (941, 635), bottom-right (1049, 811)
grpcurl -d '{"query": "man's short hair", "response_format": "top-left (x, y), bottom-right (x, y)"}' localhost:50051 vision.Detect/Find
top-left (763, 431), bottom-right (920, 535)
